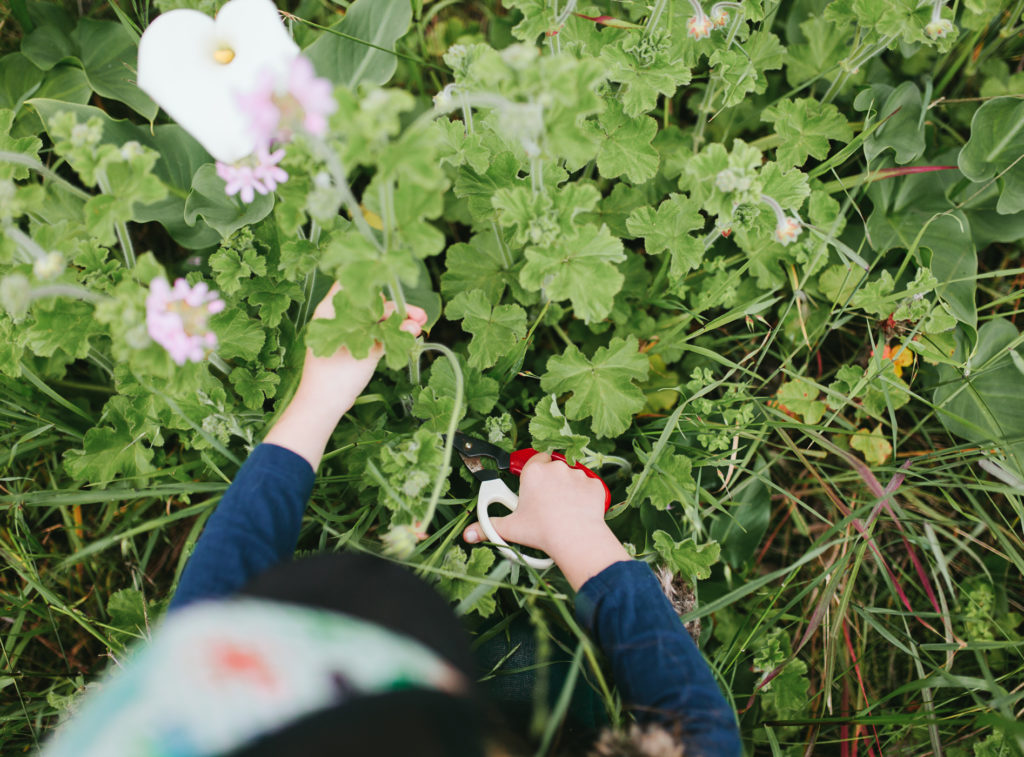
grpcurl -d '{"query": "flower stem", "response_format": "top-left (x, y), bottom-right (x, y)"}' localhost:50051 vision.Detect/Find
top-left (0, 152), bottom-right (91, 200)
top-left (30, 284), bottom-right (105, 303)
top-left (418, 342), bottom-right (464, 532)
top-left (647, 0), bottom-right (672, 33)
top-left (208, 352), bottom-right (232, 375)
top-left (760, 193), bottom-right (788, 226)
top-left (387, 276), bottom-right (408, 321)
top-left (95, 171), bottom-right (136, 268)
top-left (4, 225), bottom-right (47, 263)
top-left (490, 221), bottom-right (513, 269)
top-left (310, 137), bottom-right (384, 254)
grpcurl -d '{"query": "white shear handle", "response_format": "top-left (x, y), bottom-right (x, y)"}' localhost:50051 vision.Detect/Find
top-left (476, 478), bottom-right (554, 570)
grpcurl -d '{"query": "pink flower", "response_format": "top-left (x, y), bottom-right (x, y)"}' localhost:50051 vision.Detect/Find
top-left (236, 55), bottom-right (336, 147)
top-left (288, 56), bottom-right (335, 137)
top-left (253, 146), bottom-right (288, 192)
top-left (216, 160), bottom-right (270, 203)
top-left (146, 277), bottom-right (225, 365)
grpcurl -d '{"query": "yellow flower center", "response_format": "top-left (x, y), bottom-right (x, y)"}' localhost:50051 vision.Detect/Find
top-left (213, 46), bottom-right (236, 64)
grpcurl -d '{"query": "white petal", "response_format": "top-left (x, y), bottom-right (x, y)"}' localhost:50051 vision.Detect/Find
top-left (217, 0), bottom-right (299, 88)
top-left (137, 0), bottom-right (298, 164)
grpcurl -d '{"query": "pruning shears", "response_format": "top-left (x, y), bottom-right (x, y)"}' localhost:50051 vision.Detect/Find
top-left (449, 432), bottom-right (611, 570)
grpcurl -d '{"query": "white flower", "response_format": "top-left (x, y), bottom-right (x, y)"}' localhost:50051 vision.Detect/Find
top-left (925, 18), bottom-right (954, 39)
top-left (774, 216), bottom-right (803, 245)
top-left (137, 0), bottom-right (299, 164)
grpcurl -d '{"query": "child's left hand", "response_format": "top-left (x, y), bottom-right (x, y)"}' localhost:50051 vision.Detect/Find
top-left (297, 283), bottom-right (428, 414)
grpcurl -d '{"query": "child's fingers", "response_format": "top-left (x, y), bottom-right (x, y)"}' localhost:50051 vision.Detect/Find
top-left (379, 299), bottom-right (428, 336)
top-left (462, 522), bottom-right (483, 544)
top-left (311, 282), bottom-right (342, 320)
top-left (406, 304), bottom-right (428, 325)
top-left (463, 515), bottom-right (514, 545)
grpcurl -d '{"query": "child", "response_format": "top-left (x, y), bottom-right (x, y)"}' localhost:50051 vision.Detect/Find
top-left (39, 285), bottom-right (742, 757)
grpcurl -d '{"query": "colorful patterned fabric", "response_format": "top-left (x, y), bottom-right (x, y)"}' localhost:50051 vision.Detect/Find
top-left (40, 598), bottom-right (459, 757)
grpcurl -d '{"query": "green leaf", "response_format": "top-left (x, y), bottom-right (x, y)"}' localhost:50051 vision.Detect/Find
top-left (934, 319), bottom-right (1024, 479)
top-left (819, 264), bottom-right (862, 306)
top-left (853, 82), bottom-right (926, 165)
top-left (651, 531), bottom-right (721, 580)
top-left (0, 109), bottom-right (42, 180)
top-left (70, 19), bottom-right (157, 119)
top-left (959, 97), bottom-right (1024, 215)
top-left (708, 31), bottom-right (785, 108)
top-left (30, 99), bottom-right (219, 248)
top-left (412, 355), bottom-right (498, 432)
top-left (528, 394), bottom-right (590, 465)
top-left (784, 16), bottom-right (850, 88)
top-left (519, 223), bottom-right (626, 323)
top-left (25, 298), bottom-right (100, 359)
top-left (440, 233), bottom-right (510, 304)
top-left (436, 546), bottom-right (498, 618)
top-left (373, 428), bottom-right (448, 522)
top-left (602, 40), bottom-right (692, 118)
top-left (776, 377), bottom-right (826, 424)
top-left (184, 163), bottom-right (274, 241)
top-left (209, 242), bottom-right (268, 296)
top-left (278, 239), bottom-right (320, 280)
top-left (626, 193), bottom-right (706, 276)
top-left (587, 101), bottom-right (660, 183)
top-left (243, 278), bottom-right (300, 329)
top-left (209, 309), bottom-right (265, 362)
top-left (0, 53), bottom-right (44, 114)
top-left (304, 0), bottom-right (412, 89)
top-left (761, 658), bottom-right (810, 719)
top-left (21, 23), bottom-right (75, 71)
top-left (446, 290), bottom-right (527, 370)
top-left (64, 421), bottom-right (155, 486)
top-left (540, 335), bottom-right (650, 437)
top-left (850, 426), bottom-right (892, 466)
top-left (867, 167), bottom-right (977, 329)
top-left (229, 366), bottom-right (280, 409)
top-left (762, 97), bottom-right (853, 168)
top-left (627, 448), bottom-right (695, 511)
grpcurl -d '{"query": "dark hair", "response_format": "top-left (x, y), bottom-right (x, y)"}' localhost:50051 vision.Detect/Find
top-left (224, 552), bottom-right (485, 756)
top-left (238, 552), bottom-right (477, 678)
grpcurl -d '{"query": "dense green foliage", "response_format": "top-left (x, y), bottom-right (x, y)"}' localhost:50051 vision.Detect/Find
top-left (2, 0), bottom-right (1024, 753)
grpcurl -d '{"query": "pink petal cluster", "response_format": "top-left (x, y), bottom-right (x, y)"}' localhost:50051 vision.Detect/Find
top-left (237, 55), bottom-right (336, 147)
top-left (217, 55), bottom-right (333, 203)
top-left (215, 147), bottom-right (288, 203)
top-left (146, 277), bottom-right (225, 365)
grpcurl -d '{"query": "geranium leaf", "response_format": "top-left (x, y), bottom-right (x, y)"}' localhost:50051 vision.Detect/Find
top-left (652, 531), bottom-right (721, 580)
top-left (540, 336), bottom-right (650, 437)
top-left (528, 394), bottom-right (590, 465)
top-left (626, 193), bottom-right (706, 276)
top-left (446, 290), bottom-right (527, 370)
top-left (627, 448), bottom-right (695, 511)
top-left (519, 223), bottom-right (626, 323)
top-left (762, 97), bottom-right (853, 169)
top-left (587, 100), bottom-right (660, 183)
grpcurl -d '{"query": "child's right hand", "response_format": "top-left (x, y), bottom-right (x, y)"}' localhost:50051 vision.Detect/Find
top-left (462, 452), bottom-right (630, 589)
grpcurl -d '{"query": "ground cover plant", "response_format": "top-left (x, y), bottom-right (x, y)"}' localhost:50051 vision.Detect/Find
top-left (1, 0), bottom-right (1024, 753)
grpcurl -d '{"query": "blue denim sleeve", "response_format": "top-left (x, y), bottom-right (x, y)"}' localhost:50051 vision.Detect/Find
top-left (168, 443), bottom-right (315, 611)
top-left (575, 560), bottom-right (741, 757)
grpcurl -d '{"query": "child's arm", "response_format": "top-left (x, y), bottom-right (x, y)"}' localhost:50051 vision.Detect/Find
top-left (462, 454), bottom-right (742, 756)
top-left (169, 285), bottom-right (426, 610)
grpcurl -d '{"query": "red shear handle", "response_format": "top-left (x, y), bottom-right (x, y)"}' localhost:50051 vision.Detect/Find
top-left (508, 448), bottom-right (611, 511)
